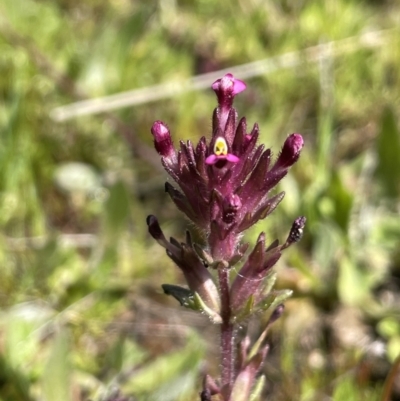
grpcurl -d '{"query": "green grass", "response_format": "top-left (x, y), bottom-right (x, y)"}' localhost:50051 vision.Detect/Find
top-left (0, 0), bottom-right (400, 400)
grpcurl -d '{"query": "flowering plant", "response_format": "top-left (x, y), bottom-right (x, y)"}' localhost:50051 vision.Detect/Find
top-left (148, 73), bottom-right (305, 401)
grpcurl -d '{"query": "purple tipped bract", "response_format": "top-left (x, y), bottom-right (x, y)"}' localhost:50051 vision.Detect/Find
top-left (148, 73), bottom-right (305, 401)
top-left (149, 73), bottom-right (304, 261)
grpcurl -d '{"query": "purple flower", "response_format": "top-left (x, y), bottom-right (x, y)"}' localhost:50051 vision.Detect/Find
top-left (204, 136), bottom-right (239, 165)
top-left (212, 73), bottom-right (246, 133)
top-left (212, 73), bottom-right (246, 97)
top-left (150, 73), bottom-right (303, 262)
top-left (148, 73), bottom-right (305, 401)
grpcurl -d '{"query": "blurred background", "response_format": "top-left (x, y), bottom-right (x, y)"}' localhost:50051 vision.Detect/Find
top-left (1, 0), bottom-right (400, 400)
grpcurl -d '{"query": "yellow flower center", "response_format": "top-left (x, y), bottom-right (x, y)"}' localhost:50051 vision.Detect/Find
top-left (214, 137), bottom-right (228, 156)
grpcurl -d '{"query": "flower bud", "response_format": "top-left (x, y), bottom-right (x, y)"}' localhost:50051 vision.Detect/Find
top-left (273, 133), bottom-right (304, 171)
top-left (151, 121), bottom-right (176, 161)
top-left (268, 303), bottom-right (285, 325)
top-left (212, 74), bottom-right (246, 132)
top-left (212, 73), bottom-right (246, 103)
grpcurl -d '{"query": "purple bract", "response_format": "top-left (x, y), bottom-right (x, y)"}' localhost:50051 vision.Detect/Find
top-left (150, 73), bottom-right (304, 261)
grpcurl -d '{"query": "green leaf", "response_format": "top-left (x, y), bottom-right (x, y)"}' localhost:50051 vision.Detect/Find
top-left (233, 294), bottom-right (255, 322)
top-left (375, 106), bottom-right (400, 198)
top-left (326, 171), bottom-right (353, 233)
top-left (193, 292), bottom-right (222, 324)
top-left (387, 336), bottom-right (400, 363)
top-left (249, 375), bottom-right (266, 401)
top-left (260, 272), bottom-right (277, 298)
top-left (249, 290), bottom-right (292, 359)
top-left (0, 353), bottom-right (32, 401)
top-left (162, 284), bottom-right (195, 308)
top-left (377, 317), bottom-right (400, 338)
top-left (123, 333), bottom-right (204, 400)
top-left (42, 329), bottom-right (71, 401)
top-left (104, 180), bottom-right (130, 235)
top-left (338, 256), bottom-right (369, 305)
top-left (258, 289), bottom-right (293, 312)
top-left (332, 376), bottom-right (360, 401)
top-left (162, 285), bottom-right (222, 323)
top-left (312, 222), bottom-right (342, 272)
top-left (3, 302), bottom-right (54, 369)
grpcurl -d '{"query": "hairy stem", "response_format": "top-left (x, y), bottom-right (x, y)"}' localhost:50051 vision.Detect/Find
top-left (219, 266), bottom-right (235, 396)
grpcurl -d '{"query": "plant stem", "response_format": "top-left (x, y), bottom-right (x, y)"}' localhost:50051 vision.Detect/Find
top-left (381, 354), bottom-right (400, 401)
top-left (219, 266), bottom-right (235, 395)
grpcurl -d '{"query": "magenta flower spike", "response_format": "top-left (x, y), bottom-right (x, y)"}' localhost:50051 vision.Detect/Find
top-left (147, 73), bottom-right (305, 401)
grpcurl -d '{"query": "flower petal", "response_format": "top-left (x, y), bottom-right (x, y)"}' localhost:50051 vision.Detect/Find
top-left (226, 153), bottom-right (240, 163)
top-left (205, 154), bottom-right (218, 165)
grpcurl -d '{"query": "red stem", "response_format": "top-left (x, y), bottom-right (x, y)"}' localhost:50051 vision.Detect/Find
top-left (219, 267), bottom-right (235, 396)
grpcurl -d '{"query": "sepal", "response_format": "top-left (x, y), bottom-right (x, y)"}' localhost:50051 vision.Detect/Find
top-left (249, 375), bottom-right (266, 401)
top-left (230, 238), bottom-right (282, 313)
top-left (231, 273), bottom-right (277, 323)
top-left (232, 294), bottom-right (255, 323)
top-left (165, 182), bottom-right (198, 224)
top-left (162, 284), bottom-right (196, 308)
top-left (230, 345), bottom-right (269, 401)
top-left (249, 304), bottom-right (286, 359)
top-left (260, 271), bottom-right (277, 298)
top-left (162, 285), bottom-right (222, 323)
top-left (147, 216), bottom-right (221, 312)
top-left (258, 289), bottom-right (293, 312)
top-left (193, 292), bottom-right (222, 324)
top-left (193, 243), bottom-right (214, 267)
top-left (201, 375), bottom-right (221, 400)
top-left (228, 242), bottom-right (249, 266)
